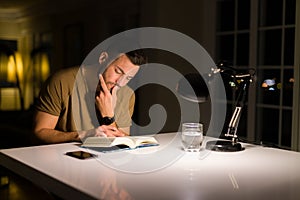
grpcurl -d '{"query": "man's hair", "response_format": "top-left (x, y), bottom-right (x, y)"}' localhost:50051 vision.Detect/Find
top-left (125, 49), bottom-right (148, 66)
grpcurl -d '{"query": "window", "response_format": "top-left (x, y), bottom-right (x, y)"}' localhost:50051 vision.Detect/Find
top-left (215, 0), bottom-right (296, 149)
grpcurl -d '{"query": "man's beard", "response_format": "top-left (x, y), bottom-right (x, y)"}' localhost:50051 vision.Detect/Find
top-left (95, 81), bottom-right (121, 96)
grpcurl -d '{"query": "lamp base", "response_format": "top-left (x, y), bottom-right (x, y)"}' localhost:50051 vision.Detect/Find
top-left (205, 140), bottom-right (244, 152)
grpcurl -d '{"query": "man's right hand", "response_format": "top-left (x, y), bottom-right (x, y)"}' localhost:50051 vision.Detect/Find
top-left (95, 74), bottom-right (114, 118)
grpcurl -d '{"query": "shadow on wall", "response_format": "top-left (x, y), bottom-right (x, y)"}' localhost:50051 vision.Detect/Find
top-left (132, 84), bottom-right (182, 135)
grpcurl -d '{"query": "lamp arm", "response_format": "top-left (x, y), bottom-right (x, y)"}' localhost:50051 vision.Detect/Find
top-left (225, 106), bottom-right (242, 142)
top-left (224, 75), bottom-right (251, 143)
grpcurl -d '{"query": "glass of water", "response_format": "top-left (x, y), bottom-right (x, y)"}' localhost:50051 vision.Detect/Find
top-left (181, 123), bottom-right (203, 152)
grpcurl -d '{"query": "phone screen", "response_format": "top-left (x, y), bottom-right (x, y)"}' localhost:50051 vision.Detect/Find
top-left (65, 151), bottom-right (97, 160)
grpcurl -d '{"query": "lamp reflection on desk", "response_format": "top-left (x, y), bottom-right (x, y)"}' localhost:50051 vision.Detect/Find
top-left (177, 61), bottom-right (255, 152)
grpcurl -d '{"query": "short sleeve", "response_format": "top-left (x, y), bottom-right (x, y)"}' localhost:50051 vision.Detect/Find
top-left (35, 68), bottom-right (77, 116)
top-left (35, 74), bottom-right (63, 115)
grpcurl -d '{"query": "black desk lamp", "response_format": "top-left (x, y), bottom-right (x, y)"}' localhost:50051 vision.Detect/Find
top-left (177, 62), bottom-right (255, 152)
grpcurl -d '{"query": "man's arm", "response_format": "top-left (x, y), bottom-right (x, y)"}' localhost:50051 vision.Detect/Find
top-left (32, 111), bottom-right (80, 144)
top-left (32, 111), bottom-right (125, 144)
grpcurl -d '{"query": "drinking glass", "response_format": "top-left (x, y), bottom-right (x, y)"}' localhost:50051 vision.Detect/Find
top-left (181, 123), bottom-right (203, 152)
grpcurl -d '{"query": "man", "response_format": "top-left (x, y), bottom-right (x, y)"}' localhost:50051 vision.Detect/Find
top-left (32, 50), bottom-right (147, 144)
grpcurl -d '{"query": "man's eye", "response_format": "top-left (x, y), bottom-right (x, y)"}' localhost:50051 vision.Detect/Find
top-left (115, 68), bottom-right (122, 74)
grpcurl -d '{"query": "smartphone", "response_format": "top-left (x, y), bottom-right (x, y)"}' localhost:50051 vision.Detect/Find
top-left (65, 151), bottom-right (97, 160)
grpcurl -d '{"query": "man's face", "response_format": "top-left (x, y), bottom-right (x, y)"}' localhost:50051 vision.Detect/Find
top-left (102, 54), bottom-right (140, 91)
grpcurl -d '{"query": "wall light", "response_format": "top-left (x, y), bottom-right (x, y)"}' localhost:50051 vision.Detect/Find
top-left (0, 45), bottom-right (24, 110)
top-left (31, 46), bottom-right (50, 100)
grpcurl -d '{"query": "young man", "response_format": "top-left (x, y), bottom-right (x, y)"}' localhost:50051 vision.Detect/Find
top-left (32, 50), bottom-right (147, 144)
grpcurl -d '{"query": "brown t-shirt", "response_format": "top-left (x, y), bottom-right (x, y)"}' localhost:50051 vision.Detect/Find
top-left (35, 66), bottom-right (135, 132)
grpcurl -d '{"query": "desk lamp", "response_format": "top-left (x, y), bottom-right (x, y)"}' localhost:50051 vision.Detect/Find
top-left (177, 61), bottom-right (255, 152)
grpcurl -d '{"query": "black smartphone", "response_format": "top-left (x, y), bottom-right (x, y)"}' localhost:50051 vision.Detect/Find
top-left (65, 151), bottom-right (97, 160)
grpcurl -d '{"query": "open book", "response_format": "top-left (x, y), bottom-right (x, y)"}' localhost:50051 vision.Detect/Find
top-left (81, 136), bottom-right (159, 152)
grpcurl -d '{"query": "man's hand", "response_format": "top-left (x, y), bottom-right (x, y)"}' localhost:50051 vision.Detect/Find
top-left (78, 125), bottom-right (125, 141)
top-left (95, 74), bottom-right (117, 117)
top-left (97, 125), bottom-right (125, 137)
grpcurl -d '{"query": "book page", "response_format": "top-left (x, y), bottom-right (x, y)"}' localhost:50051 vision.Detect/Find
top-left (82, 136), bottom-right (159, 149)
top-left (132, 136), bottom-right (159, 147)
top-left (82, 137), bottom-right (115, 147)
top-left (110, 137), bottom-right (135, 148)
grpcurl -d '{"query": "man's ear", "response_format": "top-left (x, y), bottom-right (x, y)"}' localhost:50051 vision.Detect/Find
top-left (99, 52), bottom-right (108, 64)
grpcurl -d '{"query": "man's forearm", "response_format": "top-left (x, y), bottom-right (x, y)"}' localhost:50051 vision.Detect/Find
top-left (32, 128), bottom-right (80, 144)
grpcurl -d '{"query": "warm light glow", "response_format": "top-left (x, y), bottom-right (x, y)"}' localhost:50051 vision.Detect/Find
top-left (261, 82), bottom-right (268, 88)
top-left (32, 52), bottom-right (50, 99)
top-left (6, 52), bottom-right (23, 83)
top-left (7, 55), bottom-right (15, 82)
top-left (0, 51), bottom-right (23, 110)
top-left (40, 53), bottom-right (50, 82)
top-left (15, 52), bottom-right (24, 81)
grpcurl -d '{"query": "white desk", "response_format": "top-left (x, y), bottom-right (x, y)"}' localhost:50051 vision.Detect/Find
top-left (1, 133), bottom-right (300, 200)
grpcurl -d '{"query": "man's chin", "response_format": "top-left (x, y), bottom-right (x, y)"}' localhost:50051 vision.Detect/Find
top-left (106, 84), bottom-right (113, 91)
top-left (109, 86), bottom-right (116, 93)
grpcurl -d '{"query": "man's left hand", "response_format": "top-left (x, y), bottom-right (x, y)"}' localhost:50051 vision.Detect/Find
top-left (97, 125), bottom-right (125, 137)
